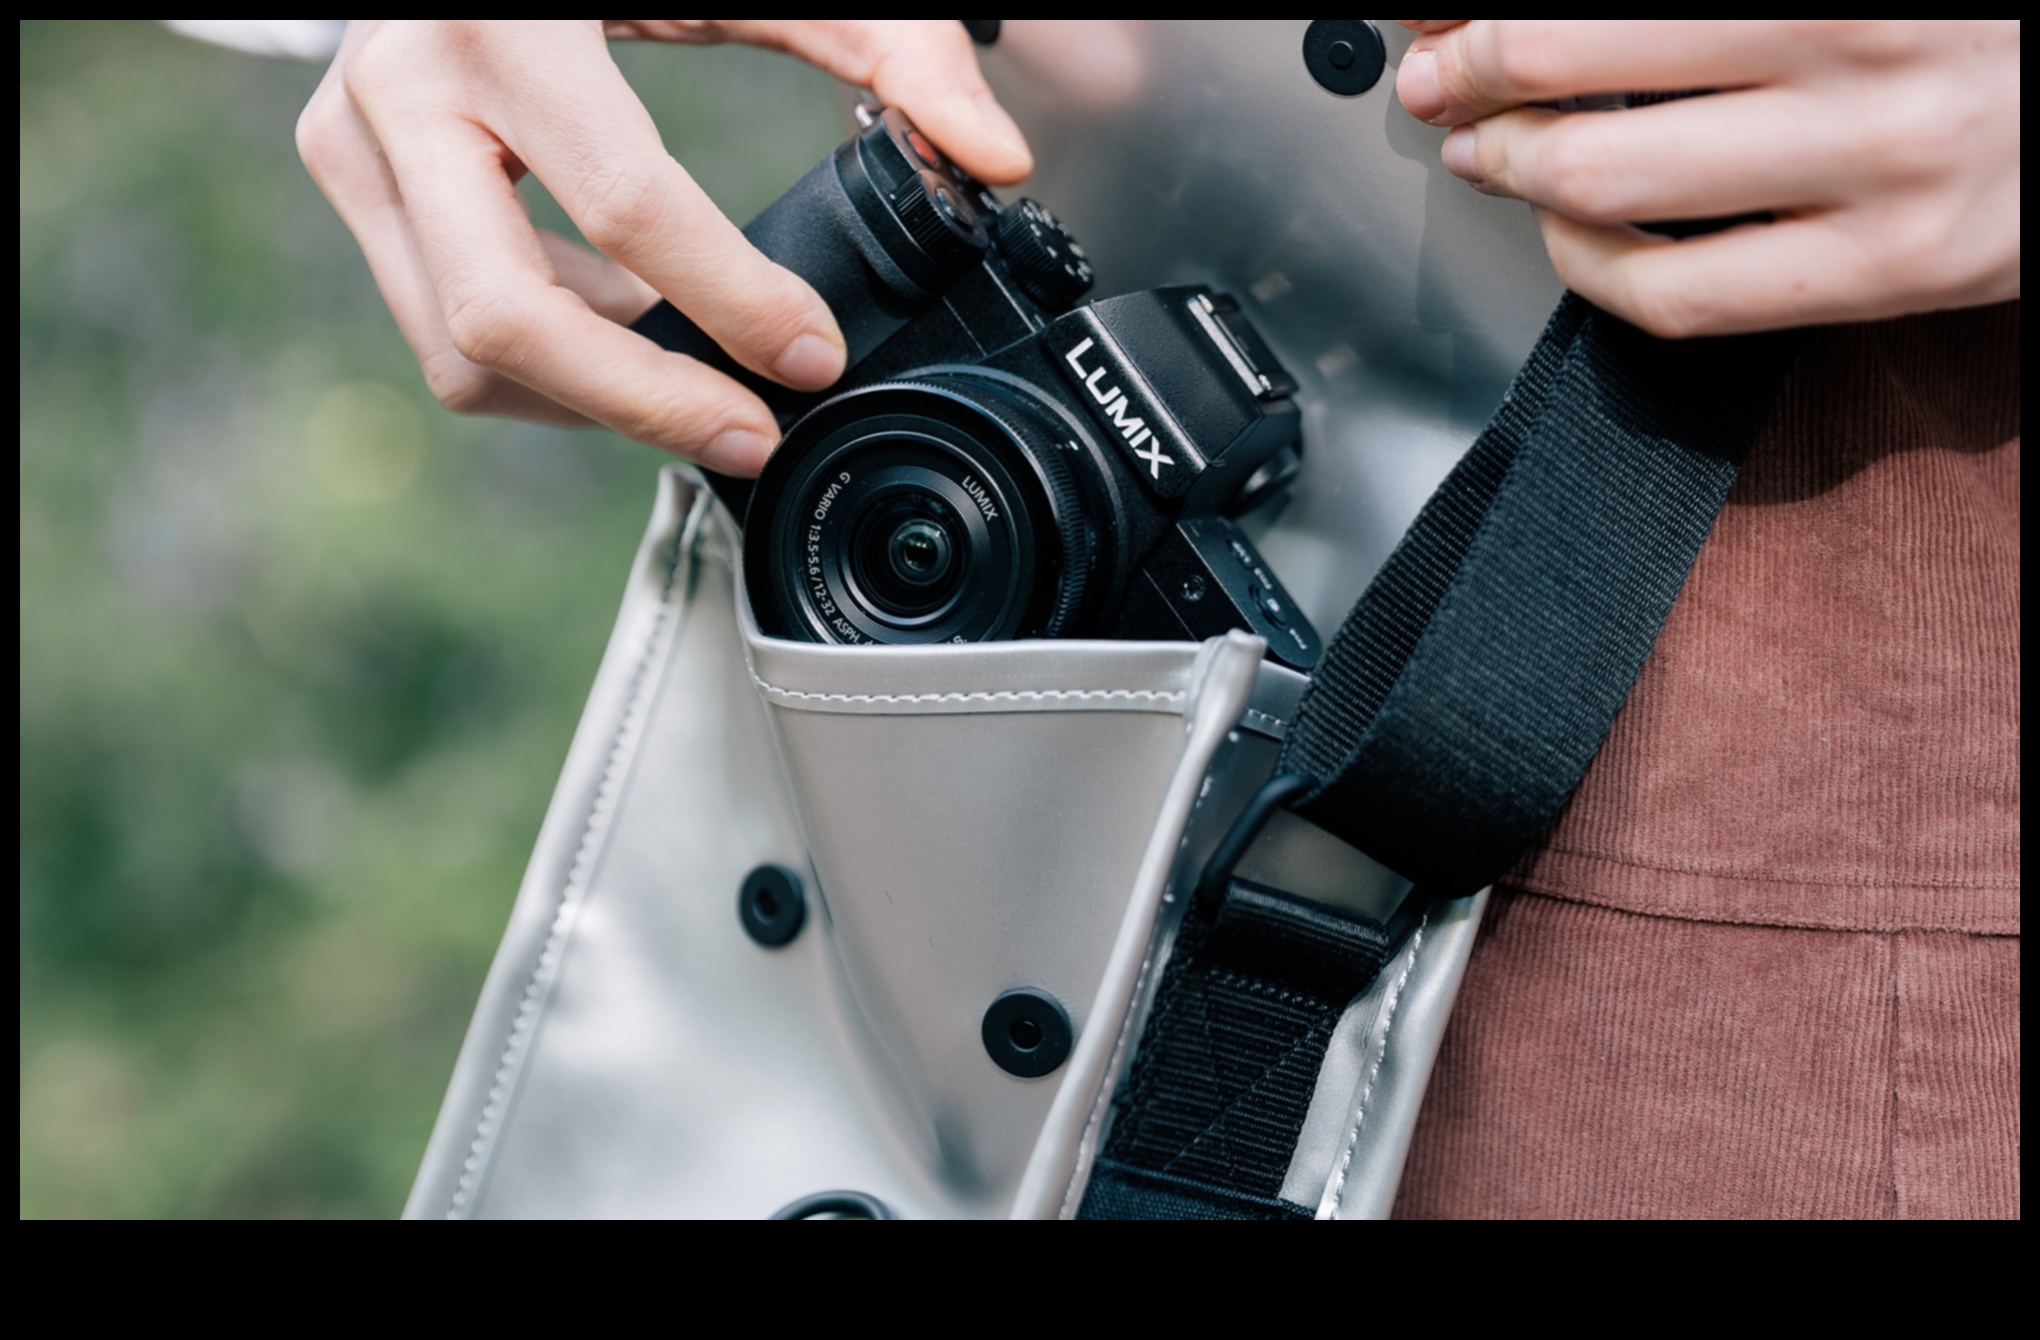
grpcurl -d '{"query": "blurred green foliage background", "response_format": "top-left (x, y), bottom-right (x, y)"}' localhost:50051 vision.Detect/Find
top-left (19, 21), bottom-right (844, 1217)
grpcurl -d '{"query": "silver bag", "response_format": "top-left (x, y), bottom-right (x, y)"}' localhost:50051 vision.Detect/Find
top-left (407, 472), bottom-right (1483, 1218)
top-left (407, 20), bottom-right (1557, 1219)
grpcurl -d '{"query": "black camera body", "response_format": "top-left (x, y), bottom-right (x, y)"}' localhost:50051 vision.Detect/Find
top-left (631, 109), bottom-right (1320, 670)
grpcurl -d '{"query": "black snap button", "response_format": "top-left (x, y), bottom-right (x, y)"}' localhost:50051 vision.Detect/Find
top-left (1303, 20), bottom-right (1386, 97)
top-left (981, 988), bottom-right (1073, 1078)
top-left (738, 863), bottom-right (807, 947)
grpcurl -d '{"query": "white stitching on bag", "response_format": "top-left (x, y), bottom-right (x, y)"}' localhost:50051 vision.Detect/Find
top-left (750, 671), bottom-right (1187, 709)
top-left (446, 492), bottom-right (702, 1218)
top-left (1241, 708), bottom-right (1286, 734)
top-left (1056, 756), bottom-right (1234, 1218)
top-left (1060, 918), bottom-right (1166, 1220)
top-left (1324, 915), bottom-right (1426, 1219)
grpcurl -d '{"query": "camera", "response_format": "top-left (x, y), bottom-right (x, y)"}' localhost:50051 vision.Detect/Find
top-left (631, 108), bottom-right (1320, 670)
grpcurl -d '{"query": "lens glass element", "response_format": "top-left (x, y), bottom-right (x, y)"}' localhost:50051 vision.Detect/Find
top-left (847, 485), bottom-right (967, 625)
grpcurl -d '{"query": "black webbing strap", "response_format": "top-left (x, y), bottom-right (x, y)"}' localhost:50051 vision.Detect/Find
top-left (1282, 295), bottom-right (1798, 896)
top-left (1077, 884), bottom-right (1390, 1220)
top-left (1081, 296), bottom-right (1798, 1219)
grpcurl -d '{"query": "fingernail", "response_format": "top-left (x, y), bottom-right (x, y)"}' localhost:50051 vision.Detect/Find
top-left (973, 92), bottom-right (1030, 166)
top-left (1441, 126), bottom-right (1478, 181)
top-left (772, 332), bottom-right (843, 390)
top-left (703, 428), bottom-right (772, 476)
top-left (1398, 49), bottom-right (1443, 121)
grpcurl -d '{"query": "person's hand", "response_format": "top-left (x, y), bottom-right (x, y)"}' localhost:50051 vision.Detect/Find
top-left (297, 21), bottom-right (1032, 475)
top-left (1395, 20), bottom-right (2020, 337)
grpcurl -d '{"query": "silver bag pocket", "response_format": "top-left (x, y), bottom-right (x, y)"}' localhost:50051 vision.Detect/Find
top-left (407, 469), bottom-right (1480, 1219)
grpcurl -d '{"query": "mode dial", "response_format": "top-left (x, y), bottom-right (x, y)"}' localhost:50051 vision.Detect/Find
top-left (992, 198), bottom-right (1095, 313)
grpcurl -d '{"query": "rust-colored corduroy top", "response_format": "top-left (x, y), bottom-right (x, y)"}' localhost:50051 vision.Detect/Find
top-left (1394, 301), bottom-right (2021, 1219)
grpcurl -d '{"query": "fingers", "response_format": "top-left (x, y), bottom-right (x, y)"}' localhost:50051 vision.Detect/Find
top-left (299, 77), bottom-right (659, 425)
top-left (1533, 205), bottom-right (2000, 338)
top-left (1535, 209), bottom-right (1846, 335)
top-left (1439, 89), bottom-right (1858, 223)
top-left (535, 231), bottom-right (657, 323)
top-left (711, 20), bottom-right (1034, 184)
top-left (1399, 20), bottom-right (1816, 126)
top-left (302, 20), bottom-right (1040, 471)
top-left (1390, 21), bottom-right (2017, 334)
top-left (453, 26), bottom-right (846, 393)
top-left (297, 54), bottom-right (588, 425)
top-left (375, 114), bottom-right (782, 473)
top-left (324, 20), bottom-right (846, 472)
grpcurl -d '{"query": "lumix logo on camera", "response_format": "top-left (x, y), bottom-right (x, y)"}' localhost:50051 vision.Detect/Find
top-left (1054, 320), bottom-right (1204, 500)
top-left (1064, 338), bottom-right (1167, 477)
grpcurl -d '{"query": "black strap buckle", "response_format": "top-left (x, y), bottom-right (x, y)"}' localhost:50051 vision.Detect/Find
top-left (1192, 771), bottom-right (1315, 915)
top-left (1192, 768), bottom-right (1434, 971)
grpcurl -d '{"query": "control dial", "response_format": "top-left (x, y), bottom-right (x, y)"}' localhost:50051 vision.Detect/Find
top-left (890, 171), bottom-right (988, 276)
top-left (992, 198), bottom-right (1095, 313)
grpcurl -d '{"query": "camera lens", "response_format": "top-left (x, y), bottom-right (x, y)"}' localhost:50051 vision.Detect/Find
top-left (746, 382), bottom-right (1095, 646)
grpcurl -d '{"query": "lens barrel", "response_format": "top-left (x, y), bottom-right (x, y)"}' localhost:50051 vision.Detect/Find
top-left (746, 381), bottom-right (1093, 646)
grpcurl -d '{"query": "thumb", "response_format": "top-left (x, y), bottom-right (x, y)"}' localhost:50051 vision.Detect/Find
top-left (720, 20), bottom-right (1034, 185)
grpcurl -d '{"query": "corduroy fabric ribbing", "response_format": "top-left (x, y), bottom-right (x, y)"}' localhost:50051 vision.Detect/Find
top-left (1392, 893), bottom-right (2020, 1218)
top-left (1395, 302), bottom-right (2020, 1218)
top-left (1895, 932), bottom-right (2021, 1218)
top-left (1510, 301), bottom-right (2021, 934)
